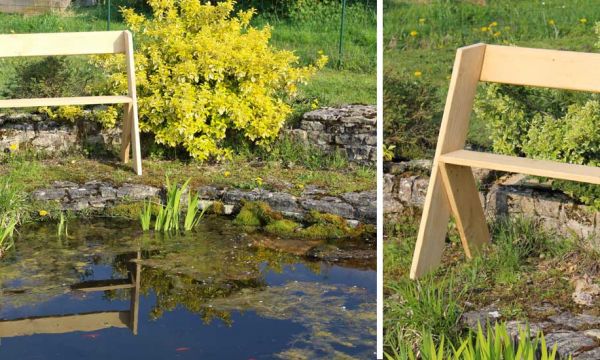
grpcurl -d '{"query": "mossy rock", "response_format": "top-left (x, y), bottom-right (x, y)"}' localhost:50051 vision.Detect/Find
top-left (210, 201), bottom-right (225, 215)
top-left (233, 206), bottom-right (262, 226)
top-left (234, 201), bottom-right (283, 226)
top-left (265, 219), bottom-right (302, 237)
top-left (105, 199), bottom-right (161, 219)
top-left (305, 210), bottom-right (348, 228)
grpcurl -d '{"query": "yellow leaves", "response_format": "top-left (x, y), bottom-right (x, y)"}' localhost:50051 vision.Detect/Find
top-left (91, 0), bottom-right (323, 162)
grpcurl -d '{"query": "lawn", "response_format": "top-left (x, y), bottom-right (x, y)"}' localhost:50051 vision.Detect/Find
top-left (384, 0), bottom-right (600, 157)
top-left (0, 1), bottom-right (376, 107)
top-left (384, 0), bottom-right (600, 357)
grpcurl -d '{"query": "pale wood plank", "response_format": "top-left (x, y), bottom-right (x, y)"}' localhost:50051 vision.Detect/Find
top-left (120, 103), bottom-right (133, 163)
top-left (129, 251), bottom-right (142, 335)
top-left (0, 311), bottom-right (129, 337)
top-left (0, 31), bottom-right (127, 57)
top-left (439, 163), bottom-right (490, 258)
top-left (480, 45), bottom-right (600, 92)
top-left (71, 278), bottom-right (134, 292)
top-left (0, 95), bottom-right (132, 108)
top-left (440, 150), bottom-right (600, 185)
top-left (124, 31), bottom-right (143, 176)
top-left (410, 43), bottom-right (487, 279)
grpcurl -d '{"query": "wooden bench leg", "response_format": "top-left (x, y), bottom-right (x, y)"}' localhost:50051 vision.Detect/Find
top-left (130, 105), bottom-right (142, 176)
top-left (410, 164), bottom-right (452, 279)
top-left (439, 163), bottom-right (490, 258)
top-left (120, 103), bottom-right (132, 163)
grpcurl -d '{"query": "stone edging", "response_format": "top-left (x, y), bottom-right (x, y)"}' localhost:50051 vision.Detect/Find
top-left (31, 181), bottom-right (376, 224)
top-left (384, 160), bottom-right (600, 244)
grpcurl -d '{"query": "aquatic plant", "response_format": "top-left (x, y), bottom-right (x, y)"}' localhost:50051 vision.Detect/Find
top-left (184, 190), bottom-right (206, 231)
top-left (0, 214), bottom-right (17, 259)
top-left (57, 212), bottom-right (68, 238)
top-left (139, 177), bottom-right (205, 232)
top-left (140, 200), bottom-right (152, 231)
top-left (386, 322), bottom-right (562, 360)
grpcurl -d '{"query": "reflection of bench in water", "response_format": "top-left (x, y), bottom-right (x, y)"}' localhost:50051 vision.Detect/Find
top-left (0, 250), bottom-right (141, 337)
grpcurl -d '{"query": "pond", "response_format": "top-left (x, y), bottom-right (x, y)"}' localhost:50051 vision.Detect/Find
top-left (0, 217), bottom-right (376, 359)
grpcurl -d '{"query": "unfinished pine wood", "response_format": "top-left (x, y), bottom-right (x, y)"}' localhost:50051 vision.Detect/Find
top-left (0, 96), bottom-right (132, 108)
top-left (71, 278), bottom-right (135, 292)
top-left (120, 103), bottom-right (133, 163)
top-left (439, 163), bottom-right (490, 258)
top-left (0, 30), bottom-right (142, 175)
top-left (410, 43), bottom-right (600, 279)
top-left (480, 45), bottom-right (600, 92)
top-left (0, 311), bottom-right (129, 337)
top-left (410, 43), bottom-right (486, 280)
top-left (440, 150), bottom-right (600, 185)
top-left (0, 31), bottom-right (127, 57)
top-left (124, 30), bottom-right (143, 176)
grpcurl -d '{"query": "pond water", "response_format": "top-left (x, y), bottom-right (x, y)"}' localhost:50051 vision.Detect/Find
top-left (0, 217), bottom-right (376, 359)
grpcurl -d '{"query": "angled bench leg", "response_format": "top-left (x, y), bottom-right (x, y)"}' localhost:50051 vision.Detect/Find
top-left (130, 105), bottom-right (142, 176)
top-left (410, 165), bottom-right (452, 279)
top-left (439, 163), bottom-right (490, 258)
top-left (120, 103), bottom-right (132, 163)
top-left (410, 43), bottom-right (486, 279)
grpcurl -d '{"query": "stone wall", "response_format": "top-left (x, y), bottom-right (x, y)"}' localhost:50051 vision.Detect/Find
top-left (286, 105), bottom-right (377, 164)
top-left (30, 181), bottom-right (376, 225)
top-left (0, 113), bottom-right (121, 154)
top-left (384, 160), bottom-right (600, 244)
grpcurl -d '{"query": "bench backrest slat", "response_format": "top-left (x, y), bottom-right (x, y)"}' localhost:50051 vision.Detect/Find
top-left (480, 44), bottom-right (600, 93)
top-left (0, 31), bottom-right (127, 57)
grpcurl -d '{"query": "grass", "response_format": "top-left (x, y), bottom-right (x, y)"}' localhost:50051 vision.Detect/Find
top-left (0, 2), bottom-right (375, 107)
top-left (383, 214), bottom-right (599, 357)
top-left (384, 0), bottom-right (600, 155)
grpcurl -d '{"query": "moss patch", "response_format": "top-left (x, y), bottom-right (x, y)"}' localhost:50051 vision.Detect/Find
top-left (265, 219), bottom-right (302, 237)
top-left (235, 202), bottom-right (372, 240)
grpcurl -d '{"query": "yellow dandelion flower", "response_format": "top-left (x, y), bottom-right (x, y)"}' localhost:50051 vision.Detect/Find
top-left (418, 18), bottom-right (426, 24)
top-left (489, 21), bottom-right (498, 27)
top-left (580, 18), bottom-right (588, 24)
top-left (39, 210), bottom-right (49, 217)
top-left (480, 26), bottom-right (489, 32)
top-left (409, 30), bottom-right (418, 37)
top-left (255, 177), bottom-right (263, 186)
top-left (548, 19), bottom-right (555, 26)
top-left (297, 184), bottom-right (305, 190)
top-left (493, 31), bottom-right (501, 37)
top-left (414, 71), bottom-right (422, 77)
top-left (223, 171), bottom-right (231, 177)
top-left (9, 143), bottom-right (18, 151)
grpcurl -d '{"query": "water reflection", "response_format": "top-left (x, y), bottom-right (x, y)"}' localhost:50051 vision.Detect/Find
top-left (0, 218), bottom-right (375, 358)
top-left (0, 249), bottom-right (142, 337)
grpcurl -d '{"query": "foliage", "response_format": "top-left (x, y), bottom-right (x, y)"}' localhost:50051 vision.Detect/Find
top-left (2, 56), bottom-right (101, 100)
top-left (139, 177), bottom-right (205, 233)
top-left (474, 84), bottom-right (600, 209)
top-left (385, 276), bottom-right (464, 353)
top-left (386, 322), bottom-right (562, 360)
top-left (383, 71), bottom-right (443, 160)
top-left (92, 0), bottom-right (327, 162)
top-left (0, 214), bottom-right (17, 259)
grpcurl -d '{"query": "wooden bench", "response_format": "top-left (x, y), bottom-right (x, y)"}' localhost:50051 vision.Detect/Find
top-left (410, 44), bottom-right (600, 279)
top-left (0, 31), bottom-right (142, 175)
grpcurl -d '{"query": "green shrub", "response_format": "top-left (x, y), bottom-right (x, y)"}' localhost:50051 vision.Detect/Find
top-left (474, 84), bottom-right (600, 209)
top-left (7, 56), bottom-right (101, 100)
top-left (383, 71), bottom-right (443, 160)
top-left (93, 0), bottom-right (327, 162)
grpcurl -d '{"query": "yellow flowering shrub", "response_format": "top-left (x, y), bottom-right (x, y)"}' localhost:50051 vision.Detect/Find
top-left (93, 0), bottom-right (327, 161)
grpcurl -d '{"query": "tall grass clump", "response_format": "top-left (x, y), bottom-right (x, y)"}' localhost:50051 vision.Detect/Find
top-left (386, 322), bottom-right (563, 360)
top-left (0, 214), bottom-right (17, 259)
top-left (385, 276), bottom-right (464, 354)
top-left (139, 177), bottom-right (205, 233)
